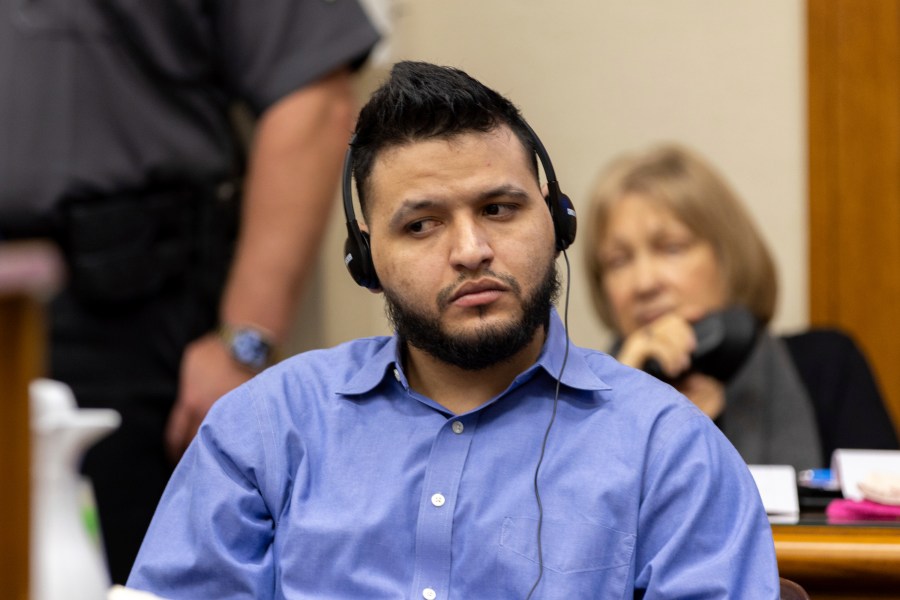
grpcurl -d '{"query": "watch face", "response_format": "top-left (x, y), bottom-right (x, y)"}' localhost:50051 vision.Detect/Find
top-left (232, 329), bottom-right (269, 369)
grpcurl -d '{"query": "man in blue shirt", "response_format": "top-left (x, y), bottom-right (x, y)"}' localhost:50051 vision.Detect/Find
top-left (128, 61), bottom-right (779, 598)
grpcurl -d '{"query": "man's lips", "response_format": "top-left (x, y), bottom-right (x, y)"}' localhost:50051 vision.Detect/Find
top-left (449, 280), bottom-right (509, 308)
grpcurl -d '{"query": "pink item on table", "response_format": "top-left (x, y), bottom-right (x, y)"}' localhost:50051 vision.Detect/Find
top-left (826, 499), bottom-right (900, 522)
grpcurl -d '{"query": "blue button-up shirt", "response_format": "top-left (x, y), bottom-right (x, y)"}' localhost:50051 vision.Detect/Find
top-left (128, 311), bottom-right (778, 598)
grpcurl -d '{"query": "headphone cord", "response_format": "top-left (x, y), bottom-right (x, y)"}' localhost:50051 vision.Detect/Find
top-left (525, 250), bottom-right (572, 600)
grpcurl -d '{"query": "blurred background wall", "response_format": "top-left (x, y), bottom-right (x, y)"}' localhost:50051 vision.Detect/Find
top-left (290, 0), bottom-right (806, 356)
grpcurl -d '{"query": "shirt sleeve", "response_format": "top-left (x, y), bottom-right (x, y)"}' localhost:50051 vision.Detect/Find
top-left (126, 386), bottom-right (279, 599)
top-left (633, 407), bottom-right (780, 599)
top-left (214, 0), bottom-right (380, 113)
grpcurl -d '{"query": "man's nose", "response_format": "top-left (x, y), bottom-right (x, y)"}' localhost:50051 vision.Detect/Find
top-left (449, 219), bottom-right (494, 272)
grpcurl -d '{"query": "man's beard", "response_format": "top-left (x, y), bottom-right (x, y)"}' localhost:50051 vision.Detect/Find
top-left (383, 259), bottom-right (561, 371)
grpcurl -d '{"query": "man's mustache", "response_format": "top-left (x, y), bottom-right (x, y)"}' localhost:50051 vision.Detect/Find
top-left (435, 269), bottom-right (522, 310)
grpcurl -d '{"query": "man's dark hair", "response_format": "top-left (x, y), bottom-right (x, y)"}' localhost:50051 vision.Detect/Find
top-left (351, 61), bottom-right (538, 218)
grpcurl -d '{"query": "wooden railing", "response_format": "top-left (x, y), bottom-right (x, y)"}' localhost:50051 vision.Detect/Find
top-left (0, 241), bottom-right (63, 600)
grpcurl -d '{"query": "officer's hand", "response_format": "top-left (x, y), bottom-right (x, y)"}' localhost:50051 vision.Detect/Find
top-left (164, 333), bottom-right (252, 463)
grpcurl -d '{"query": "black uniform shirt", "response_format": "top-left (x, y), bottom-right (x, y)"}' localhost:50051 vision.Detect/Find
top-left (0, 0), bottom-right (379, 234)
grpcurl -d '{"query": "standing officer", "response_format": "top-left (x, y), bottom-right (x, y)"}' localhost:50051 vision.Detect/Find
top-left (1, 0), bottom-right (379, 583)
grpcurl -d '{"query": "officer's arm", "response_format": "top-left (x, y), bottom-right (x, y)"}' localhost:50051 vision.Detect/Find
top-left (165, 67), bottom-right (355, 460)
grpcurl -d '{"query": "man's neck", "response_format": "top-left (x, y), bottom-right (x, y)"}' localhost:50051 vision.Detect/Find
top-left (403, 327), bottom-right (547, 415)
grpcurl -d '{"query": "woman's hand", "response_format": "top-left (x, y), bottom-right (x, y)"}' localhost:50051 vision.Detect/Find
top-left (676, 373), bottom-right (726, 419)
top-left (616, 314), bottom-right (726, 419)
top-left (616, 313), bottom-right (697, 379)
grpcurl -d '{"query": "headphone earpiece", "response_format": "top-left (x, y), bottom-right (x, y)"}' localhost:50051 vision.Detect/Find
top-left (547, 187), bottom-right (577, 252)
top-left (344, 220), bottom-right (380, 290)
top-left (556, 192), bottom-right (577, 251)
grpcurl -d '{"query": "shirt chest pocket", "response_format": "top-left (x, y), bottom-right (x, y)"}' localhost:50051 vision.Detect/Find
top-left (500, 516), bottom-right (636, 574)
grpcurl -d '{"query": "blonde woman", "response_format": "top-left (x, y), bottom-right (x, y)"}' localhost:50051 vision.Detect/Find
top-left (585, 143), bottom-right (897, 469)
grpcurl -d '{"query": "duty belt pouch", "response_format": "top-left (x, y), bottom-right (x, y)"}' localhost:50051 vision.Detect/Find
top-left (60, 188), bottom-right (198, 305)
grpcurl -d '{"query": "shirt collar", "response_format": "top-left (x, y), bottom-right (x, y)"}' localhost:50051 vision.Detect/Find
top-left (534, 308), bottom-right (610, 392)
top-left (336, 308), bottom-right (610, 397)
top-left (337, 335), bottom-right (403, 396)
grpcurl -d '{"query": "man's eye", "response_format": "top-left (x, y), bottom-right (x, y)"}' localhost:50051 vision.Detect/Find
top-left (407, 219), bottom-right (439, 235)
top-left (484, 204), bottom-right (514, 217)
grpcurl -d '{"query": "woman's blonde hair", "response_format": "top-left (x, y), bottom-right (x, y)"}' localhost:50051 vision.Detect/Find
top-left (584, 143), bottom-right (777, 332)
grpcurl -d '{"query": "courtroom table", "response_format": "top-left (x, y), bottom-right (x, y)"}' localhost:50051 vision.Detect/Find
top-left (773, 514), bottom-right (900, 599)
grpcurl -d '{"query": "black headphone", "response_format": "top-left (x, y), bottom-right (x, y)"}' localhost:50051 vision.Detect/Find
top-left (342, 122), bottom-right (577, 290)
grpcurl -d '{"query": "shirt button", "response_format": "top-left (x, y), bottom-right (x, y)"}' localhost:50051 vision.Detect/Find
top-left (423, 588), bottom-right (437, 600)
top-left (451, 421), bottom-right (464, 434)
top-left (393, 368), bottom-right (401, 381)
top-left (431, 493), bottom-right (445, 507)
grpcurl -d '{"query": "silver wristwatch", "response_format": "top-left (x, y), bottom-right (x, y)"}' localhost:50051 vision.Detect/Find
top-left (218, 325), bottom-right (273, 372)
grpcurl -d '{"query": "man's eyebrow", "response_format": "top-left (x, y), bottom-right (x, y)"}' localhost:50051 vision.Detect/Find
top-left (387, 185), bottom-right (532, 230)
top-left (478, 184), bottom-right (531, 202)
top-left (388, 199), bottom-right (440, 230)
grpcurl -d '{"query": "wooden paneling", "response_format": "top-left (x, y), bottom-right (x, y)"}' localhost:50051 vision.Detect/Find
top-left (808, 0), bottom-right (900, 434)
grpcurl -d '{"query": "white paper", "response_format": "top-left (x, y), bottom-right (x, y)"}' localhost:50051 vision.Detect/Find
top-left (748, 464), bottom-right (799, 520)
top-left (108, 585), bottom-right (169, 600)
top-left (832, 449), bottom-right (900, 501)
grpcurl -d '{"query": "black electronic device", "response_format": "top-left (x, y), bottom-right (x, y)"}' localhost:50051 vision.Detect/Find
top-left (340, 122), bottom-right (577, 290)
top-left (643, 306), bottom-right (761, 383)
